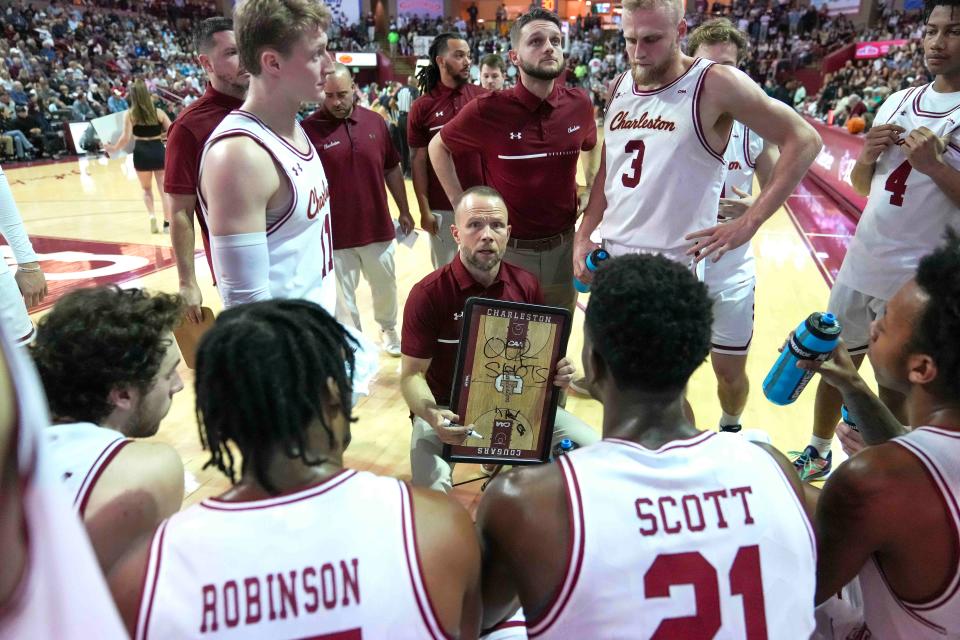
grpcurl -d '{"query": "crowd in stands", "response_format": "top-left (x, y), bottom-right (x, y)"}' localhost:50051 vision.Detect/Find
top-left (0, 0), bottom-right (937, 166)
top-left (0, 0), bottom-right (215, 161)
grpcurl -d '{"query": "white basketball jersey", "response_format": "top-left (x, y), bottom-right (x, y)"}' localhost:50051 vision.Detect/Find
top-left (527, 433), bottom-right (816, 639)
top-left (0, 322), bottom-right (127, 638)
top-left (44, 421), bottom-right (129, 516)
top-left (857, 426), bottom-right (960, 638)
top-left (199, 110), bottom-right (337, 315)
top-left (704, 122), bottom-right (765, 291)
top-left (601, 59), bottom-right (728, 265)
top-left (837, 84), bottom-right (960, 301)
top-left (135, 471), bottom-right (449, 640)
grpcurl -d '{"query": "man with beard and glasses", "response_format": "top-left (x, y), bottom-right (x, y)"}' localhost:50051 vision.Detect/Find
top-left (407, 33), bottom-right (486, 268)
top-left (165, 17), bottom-right (250, 324)
top-left (401, 186), bottom-right (599, 494)
top-left (32, 286), bottom-right (186, 573)
top-left (303, 64), bottom-right (415, 356)
top-left (573, 0), bottom-right (820, 282)
top-left (429, 9), bottom-right (597, 315)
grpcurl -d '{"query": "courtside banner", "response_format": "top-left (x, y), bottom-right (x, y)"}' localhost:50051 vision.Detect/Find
top-left (805, 117), bottom-right (868, 219)
top-left (855, 40), bottom-right (909, 59)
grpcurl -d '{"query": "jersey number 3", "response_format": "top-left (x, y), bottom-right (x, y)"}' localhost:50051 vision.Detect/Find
top-left (645, 546), bottom-right (767, 639)
top-left (884, 160), bottom-right (912, 207)
top-left (622, 140), bottom-right (646, 188)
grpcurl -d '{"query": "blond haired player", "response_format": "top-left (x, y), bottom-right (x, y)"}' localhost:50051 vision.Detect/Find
top-left (199, 0), bottom-right (335, 313)
top-left (688, 19), bottom-right (780, 434)
top-left (574, 0), bottom-right (820, 276)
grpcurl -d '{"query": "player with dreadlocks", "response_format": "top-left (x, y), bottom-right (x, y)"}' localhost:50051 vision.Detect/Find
top-left (407, 32), bottom-right (486, 268)
top-left (805, 226), bottom-right (960, 637)
top-left (107, 300), bottom-right (482, 639)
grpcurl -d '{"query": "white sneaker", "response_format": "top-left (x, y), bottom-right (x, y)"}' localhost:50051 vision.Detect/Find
top-left (382, 329), bottom-right (401, 357)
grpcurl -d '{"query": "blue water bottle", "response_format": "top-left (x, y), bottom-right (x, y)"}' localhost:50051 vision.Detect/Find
top-left (763, 312), bottom-right (842, 406)
top-left (841, 404), bottom-right (859, 432)
top-left (551, 438), bottom-right (579, 460)
top-left (574, 248), bottom-right (610, 293)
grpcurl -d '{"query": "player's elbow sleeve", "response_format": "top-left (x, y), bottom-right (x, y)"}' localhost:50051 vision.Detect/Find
top-left (210, 231), bottom-right (272, 307)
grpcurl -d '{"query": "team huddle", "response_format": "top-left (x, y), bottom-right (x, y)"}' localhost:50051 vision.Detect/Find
top-left (1, 0), bottom-right (959, 637)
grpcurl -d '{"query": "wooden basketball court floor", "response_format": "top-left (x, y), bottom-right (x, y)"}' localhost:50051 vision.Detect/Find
top-left (5, 154), bottom-right (878, 512)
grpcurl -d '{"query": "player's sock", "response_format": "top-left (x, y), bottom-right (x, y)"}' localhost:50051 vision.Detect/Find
top-left (719, 411), bottom-right (742, 429)
top-left (809, 435), bottom-right (833, 457)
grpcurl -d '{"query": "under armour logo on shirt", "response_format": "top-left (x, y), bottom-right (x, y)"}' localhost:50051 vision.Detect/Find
top-left (292, 163), bottom-right (303, 176)
top-left (435, 110), bottom-right (444, 117)
top-left (454, 311), bottom-right (464, 320)
top-left (510, 132), bottom-right (522, 140)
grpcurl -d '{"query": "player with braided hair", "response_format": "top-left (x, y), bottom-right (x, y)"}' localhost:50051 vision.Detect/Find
top-left (810, 229), bottom-right (960, 637)
top-left (107, 300), bottom-right (481, 639)
top-left (407, 32), bottom-right (486, 268)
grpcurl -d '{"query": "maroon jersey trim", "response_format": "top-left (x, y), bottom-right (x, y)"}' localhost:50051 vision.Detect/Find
top-left (233, 110), bottom-right (316, 161)
top-left (692, 62), bottom-right (727, 164)
top-left (632, 57), bottom-right (702, 96)
top-left (911, 84), bottom-right (960, 118)
top-left (76, 438), bottom-right (132, 517)
top-left (137, 519), bottom-right (170, 640)
top-left (609, 70), bottom-right (629, 102)
top-left (607, 430), bottom-right (717, 455)
top-left (743, 126), bottom-right (757, 169)
top-left (711, 334), bottom-right (753, 353)
top-left (882, 87), bottom-right (918, 125)
top-left (526, 454), bottom-right (586, 637)
top-left (13, 324), bottom-right (35, 346)
top-left (198, 130), bottom-right (300, 238)
top-left (400, 482), bottom-right (449, 639)
top-left (200, 469), bottom-right (357, 511)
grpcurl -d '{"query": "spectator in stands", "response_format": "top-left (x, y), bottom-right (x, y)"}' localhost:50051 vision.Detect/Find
top-left (9, 82), bottom-right (28, 106)
top-left (108, 90), bottom-right (128, 114)
top-left (70, 93), bottom-right (96, 121)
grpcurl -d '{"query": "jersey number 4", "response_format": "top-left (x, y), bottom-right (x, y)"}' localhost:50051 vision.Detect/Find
top-left (621, 140), bottom-right (646, 188)
top-left (884, 160), bottom-right (912, 207)
top-left (645, 546), bottom-right (767, 639)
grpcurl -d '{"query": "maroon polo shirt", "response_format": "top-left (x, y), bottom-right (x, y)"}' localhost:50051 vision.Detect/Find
top-left (164, 85), bottom-right (243, 279)
top-left (407, 82), bottom-right (486, 211)
top-left (303, 105), bottom-right (400, 250)
top-left (440, 78), bottom-right (597, 239)
top-left (402, 254), bottom-right (544, 407)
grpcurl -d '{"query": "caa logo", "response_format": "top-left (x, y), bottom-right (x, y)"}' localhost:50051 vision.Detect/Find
top-left (306, 184), bottom-right (331, 219)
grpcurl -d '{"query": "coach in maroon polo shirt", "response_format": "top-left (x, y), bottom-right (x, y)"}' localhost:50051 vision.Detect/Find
top-left (401, 186), bottom-right (598, 493)
top-left (407, 33), bottom-right (486, 269)
top-left (303, 64), bottom-right (414, 357)
top-left (164, 18), bottom-right (246, 323)
top-left (428, 9), bottom-right (596, 315)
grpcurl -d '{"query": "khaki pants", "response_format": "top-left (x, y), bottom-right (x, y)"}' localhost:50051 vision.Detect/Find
top-left (410, 407), bottom-right (599, 493)
top-left (429, 209), bottom-right (457, 269)
top-left (333, 240), bottom-right (398, 333)
top-left (503, 232), bottom-right (577, 315)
